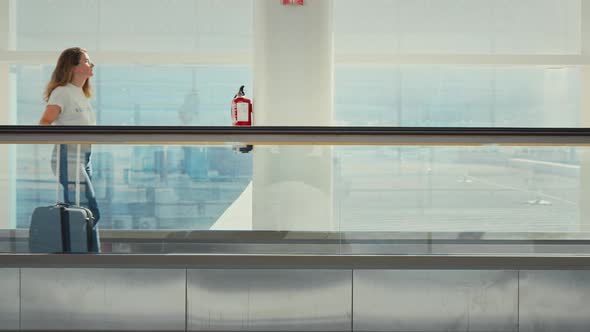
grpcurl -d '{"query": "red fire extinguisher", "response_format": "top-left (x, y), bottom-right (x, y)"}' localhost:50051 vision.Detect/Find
top-left (231, 85), bottom-right (253, 126)
top-left (231, 85), bottom-right (253, 153)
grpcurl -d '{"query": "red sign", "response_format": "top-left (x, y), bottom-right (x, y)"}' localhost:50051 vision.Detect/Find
top-left (282, 0), bottom-right (304, 5)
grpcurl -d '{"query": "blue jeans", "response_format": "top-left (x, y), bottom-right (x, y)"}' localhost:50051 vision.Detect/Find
top-left (57, 144), bottom-right (101, 252)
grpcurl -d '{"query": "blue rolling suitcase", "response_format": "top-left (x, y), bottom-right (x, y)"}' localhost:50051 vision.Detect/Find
top-left (29, 203), bottom-right (94, 253)
top-left (29, 144), bottom-right (96, 253)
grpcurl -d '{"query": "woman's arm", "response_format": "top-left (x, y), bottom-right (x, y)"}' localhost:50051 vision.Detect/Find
top-left (39, 105), bottom-right (61, 125)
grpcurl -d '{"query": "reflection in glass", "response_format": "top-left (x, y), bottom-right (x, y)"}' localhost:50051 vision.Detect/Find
top-left (13, 143), bottom-right (584, 234)
top-left (335, 145), bottom-right (580, 233)
top-left (16, 144), bottom-right (252, 231)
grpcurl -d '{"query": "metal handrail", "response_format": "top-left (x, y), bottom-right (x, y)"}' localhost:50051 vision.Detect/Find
top-left (1, 125), bottom-right (590, 145)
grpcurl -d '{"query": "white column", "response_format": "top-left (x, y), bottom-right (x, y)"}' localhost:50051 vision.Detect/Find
top-left (252, 0), bottom-right (334, 231)
top-left (0, 0), bottom-right (16, 229)
top-left (581, 1), bottom-right (590, 231)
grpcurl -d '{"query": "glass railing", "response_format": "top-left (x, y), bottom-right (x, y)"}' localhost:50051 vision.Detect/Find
top-left (1, 126), bottom-right (590, 256)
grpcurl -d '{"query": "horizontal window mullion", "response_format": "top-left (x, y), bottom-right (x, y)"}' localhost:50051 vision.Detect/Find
top-left (1, 51), bottom-right (590, 66)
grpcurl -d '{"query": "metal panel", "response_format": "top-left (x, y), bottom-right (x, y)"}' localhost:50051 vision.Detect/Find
top-left (20, 268), bottom-right (185, 331)
top-left (0, 269), bottom-right (19, 330)
top-left (187, 269), bottom-right (352, 331)
top-left (354, 270), bottom-right (518, 332)
top-left (520, 270), bottom-right (590, 332)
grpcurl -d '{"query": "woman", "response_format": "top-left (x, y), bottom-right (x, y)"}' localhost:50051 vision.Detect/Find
top-left (39, 47), bottom-right (100, 252)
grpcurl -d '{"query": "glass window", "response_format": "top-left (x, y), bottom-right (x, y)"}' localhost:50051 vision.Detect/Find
top-left (334, 0), bottom-right (581, 55)
top-left (15, 64), bottom-right (252, 126)
top-left (16, 0), bottom-right (253, 52)
top-left (335, 65), bottom-right (580, 127)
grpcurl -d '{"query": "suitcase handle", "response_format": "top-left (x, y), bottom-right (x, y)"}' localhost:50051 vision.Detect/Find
top-left (75, 144), bottom-right (81, 206)
top-left (55, 145), bottom-right (60, 204)
top-left (55, 144), bottom-right (83, 206)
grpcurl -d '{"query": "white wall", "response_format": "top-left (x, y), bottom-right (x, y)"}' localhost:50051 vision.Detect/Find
top-left (0, 0), bottom-right (16, 228)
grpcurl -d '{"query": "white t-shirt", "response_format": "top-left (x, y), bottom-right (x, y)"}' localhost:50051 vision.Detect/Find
top-left (47, 83), bottom-right (96, 125)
